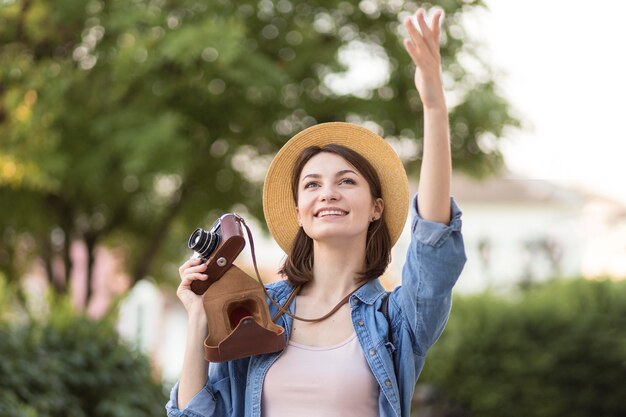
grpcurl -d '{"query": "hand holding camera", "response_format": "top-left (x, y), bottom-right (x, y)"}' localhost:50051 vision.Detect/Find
top-left (177, 213), bottom-right (246, 324)
top-left (176, 257), bottom-right (209, 317)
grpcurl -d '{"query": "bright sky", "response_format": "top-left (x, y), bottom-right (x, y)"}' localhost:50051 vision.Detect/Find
top-left (329, 0), bottom-right (626, 205)
top-left (468, 0), bottom-right (626, 204)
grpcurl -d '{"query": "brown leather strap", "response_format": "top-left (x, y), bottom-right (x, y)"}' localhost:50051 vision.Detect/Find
top-left (271, 284), bottom-right (300, 323)
top-left (279, 284), bottom-right (364, 323)
top-left (238, 216), bottom-right (364, 324)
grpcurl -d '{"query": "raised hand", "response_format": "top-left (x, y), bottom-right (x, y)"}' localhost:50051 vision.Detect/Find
top-left (402, 8), bottom-right (446, 110)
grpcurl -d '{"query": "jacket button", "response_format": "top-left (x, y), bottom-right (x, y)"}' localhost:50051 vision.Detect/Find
top-left (369, 349), bottom-right (376, 356)
top-left (358, 320), bottom-right (364, 326)
top-left (385, 379), bottom-right (392, 387)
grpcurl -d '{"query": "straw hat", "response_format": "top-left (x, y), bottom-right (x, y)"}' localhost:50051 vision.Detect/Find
top-left (263, 122), bottom-right (409, 253)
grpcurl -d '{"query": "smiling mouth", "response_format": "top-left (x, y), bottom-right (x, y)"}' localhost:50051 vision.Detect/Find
top-left (315, 209), bottom-right (349, 218)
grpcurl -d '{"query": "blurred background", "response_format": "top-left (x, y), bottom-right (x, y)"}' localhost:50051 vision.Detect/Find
top-left (1, 0), bottom-right (625, 416)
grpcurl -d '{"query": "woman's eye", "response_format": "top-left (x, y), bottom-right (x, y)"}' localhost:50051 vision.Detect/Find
top-left (340, 178), bottom-right (355, 185)
top-left (304, 182), bottom-right (319, 189)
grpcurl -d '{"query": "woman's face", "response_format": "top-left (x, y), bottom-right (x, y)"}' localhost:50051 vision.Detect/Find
top-left (295, 152), bottom-right (383, 245)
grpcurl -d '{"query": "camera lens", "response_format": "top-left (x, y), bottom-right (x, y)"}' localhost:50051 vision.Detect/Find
top-left (188, 228), bottom-right (221, 258)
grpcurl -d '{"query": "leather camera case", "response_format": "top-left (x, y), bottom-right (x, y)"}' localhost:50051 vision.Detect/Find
top-left (189, 213), bottom-right (286, 362)
top-left (201, 265), bottom-right (285, 362)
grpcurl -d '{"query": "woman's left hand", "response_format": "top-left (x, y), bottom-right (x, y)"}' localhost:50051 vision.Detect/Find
top-left (403, 8), bottom-right (446, 110)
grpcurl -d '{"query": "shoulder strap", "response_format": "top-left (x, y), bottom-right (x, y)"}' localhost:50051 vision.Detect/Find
top-left (381, 292), bottom-right (390, 319)
top-left (381, 293), bottom-right (395, 353)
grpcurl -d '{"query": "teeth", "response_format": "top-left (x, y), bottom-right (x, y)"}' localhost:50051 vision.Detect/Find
top-left (318, 209), bottom-right (347, 217)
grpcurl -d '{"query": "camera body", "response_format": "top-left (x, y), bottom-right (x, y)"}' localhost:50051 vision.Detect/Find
top-left (187, 213), bottom-right (246, 295)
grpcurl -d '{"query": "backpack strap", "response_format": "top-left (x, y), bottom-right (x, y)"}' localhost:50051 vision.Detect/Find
top-left (381, 293), bottom-right (396, 355)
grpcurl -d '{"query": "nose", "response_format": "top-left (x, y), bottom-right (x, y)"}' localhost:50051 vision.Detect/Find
top-left (318, 183), bottom-right (340, 202)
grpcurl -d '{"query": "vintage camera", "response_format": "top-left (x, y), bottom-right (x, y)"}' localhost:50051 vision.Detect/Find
top-left (187, 213), bottom-right (246, 295)
top-left (188, 218), bottom-right (222, 260)
top-left (186, 213), bottom-right (285, 362)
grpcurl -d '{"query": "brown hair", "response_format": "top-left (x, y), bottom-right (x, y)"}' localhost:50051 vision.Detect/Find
top-left (278, 144), bottom-right (392, 286)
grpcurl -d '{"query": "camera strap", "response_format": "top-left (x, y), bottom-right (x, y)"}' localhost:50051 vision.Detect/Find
top-left (238, 216), bottom-right (365, 324)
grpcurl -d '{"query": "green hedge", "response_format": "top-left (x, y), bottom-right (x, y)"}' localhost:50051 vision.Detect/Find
top-left (0, 283), bottom-right (167, 417)
top-left (417, 278), bottom-right (626, 417)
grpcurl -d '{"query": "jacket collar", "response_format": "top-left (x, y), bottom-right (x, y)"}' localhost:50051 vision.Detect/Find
top-left (352, 278), bottom-right (387, 305)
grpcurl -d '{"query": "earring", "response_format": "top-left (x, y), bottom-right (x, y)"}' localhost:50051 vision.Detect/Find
top-left (371, 217), bottom-right (376, 222)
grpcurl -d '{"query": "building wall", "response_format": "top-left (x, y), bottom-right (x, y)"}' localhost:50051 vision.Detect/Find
top-left (454, 202), bottom-right (584, 293)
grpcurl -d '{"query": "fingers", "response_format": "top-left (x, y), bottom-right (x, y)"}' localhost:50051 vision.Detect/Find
top-left (179, 257), bottom-right (207, 275)
top-left (403, 38), bottom-right (421, 67)
top-left (403, 8), bottom-right (443, 65)
top-left (432, 10), bottom-right (442, 45)
top-left (415, 9), bottom-right (436, 55)
top-left (179, 257), bottom-right (208, 286)
top-left (403, 15), bottom-right (428, 65)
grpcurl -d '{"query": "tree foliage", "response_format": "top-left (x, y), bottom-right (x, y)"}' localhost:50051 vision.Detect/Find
top-left (0, 280), bottom-right (167, 417)
top-left (0, 0), bottom-right (519, 302)
top-left (416, 278), bottom-right (626, 417)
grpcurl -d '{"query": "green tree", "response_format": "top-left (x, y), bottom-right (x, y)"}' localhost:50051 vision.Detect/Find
top-left (0, 0), bottom-right (518, 304)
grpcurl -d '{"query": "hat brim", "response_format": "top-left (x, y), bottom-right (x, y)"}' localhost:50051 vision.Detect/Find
top-left (263, 122), bottom-right (409, 254)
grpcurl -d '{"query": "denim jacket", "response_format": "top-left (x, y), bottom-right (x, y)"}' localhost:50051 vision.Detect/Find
top-left (166, 194), bottom-right (466, 417)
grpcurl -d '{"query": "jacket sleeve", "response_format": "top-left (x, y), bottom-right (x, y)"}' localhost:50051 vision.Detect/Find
top-left (391, 193), bottom-right (466, 356)
top-left (165, 361), bottom-right (235, 417)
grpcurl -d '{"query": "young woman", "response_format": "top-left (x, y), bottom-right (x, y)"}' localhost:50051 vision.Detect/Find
top-left (167, 8), bottom-right (466, 417)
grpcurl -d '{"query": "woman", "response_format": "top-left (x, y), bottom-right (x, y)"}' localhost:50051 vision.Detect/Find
top-left (167, 8), bottom-right (466, 417)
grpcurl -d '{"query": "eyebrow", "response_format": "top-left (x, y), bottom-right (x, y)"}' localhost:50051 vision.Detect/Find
top-left (301, 169), bottom-right (358, 182)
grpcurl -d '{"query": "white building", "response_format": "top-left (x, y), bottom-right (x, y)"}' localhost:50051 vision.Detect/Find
top-left (445, 173), bottom-right (626, 292)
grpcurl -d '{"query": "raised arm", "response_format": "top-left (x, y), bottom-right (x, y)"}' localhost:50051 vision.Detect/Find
top-left (403, 8), bottom-right (451, 224)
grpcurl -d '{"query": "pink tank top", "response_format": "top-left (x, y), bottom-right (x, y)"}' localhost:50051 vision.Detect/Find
top-left (261, 333), bottom-right (379, 416)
